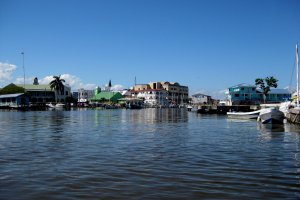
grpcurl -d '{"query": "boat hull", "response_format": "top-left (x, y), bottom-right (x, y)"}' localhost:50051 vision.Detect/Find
top-left (227, 113), bottom-right (259, 120)
top-left (258, 108), bottom-right (284, 124)
top-left (286, 108), bottom-right (300, 124)
top-left (227, 110), bottom-right (261, 120)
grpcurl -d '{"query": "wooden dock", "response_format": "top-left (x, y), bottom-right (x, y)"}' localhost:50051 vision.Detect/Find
top-left (196, 105), bottom-right (260, 114)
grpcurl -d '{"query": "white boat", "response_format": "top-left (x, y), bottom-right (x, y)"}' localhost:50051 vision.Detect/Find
top-left (285, 44), bottom-right (300, 124)
top-left (46, 103), bottom-right (65, 109)
top-left (227, 110), bottom-right (261, 120)
top-left (257, 108), bottom-right (285, 124)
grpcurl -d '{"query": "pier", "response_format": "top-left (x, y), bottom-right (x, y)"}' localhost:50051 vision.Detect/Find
top-left (196, 105), bottom-right (260, 114)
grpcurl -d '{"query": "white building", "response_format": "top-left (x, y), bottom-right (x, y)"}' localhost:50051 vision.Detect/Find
top-left (78, 88), bottom-right (94, 103)
top-left (133, 89), bottom-right (168, 106)
top-left (191, 93), bottom-right (212, 104)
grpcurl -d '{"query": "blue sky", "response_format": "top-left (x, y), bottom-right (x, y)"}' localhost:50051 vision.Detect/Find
top-left (0, 0), bottom-right (299, 99)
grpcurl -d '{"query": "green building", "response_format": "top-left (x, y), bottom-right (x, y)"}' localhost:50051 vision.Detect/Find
top-left (91, 88), bottom-right (123, 103)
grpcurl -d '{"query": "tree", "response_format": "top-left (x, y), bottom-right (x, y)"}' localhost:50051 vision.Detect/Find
top-left (49, 75), bottom-right (65, 102)
top-left (255, 76), bottom-right (278, 103)
top-left (0, 83), bottom-right (25, 95)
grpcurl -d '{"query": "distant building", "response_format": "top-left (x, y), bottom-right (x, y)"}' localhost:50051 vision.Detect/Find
top-left (191, 93), bottom-right (213, 104)
top-left (133, 81), bottom-right (189, 104)
top-left (134, 89), bottom-right (168, 106)
top-left (16, 77), bottom-right (71, 103)
top-left (226, 83), bottom-right (291, 105)
top-left (0, 93), bottom-right (29, 108)
top-left (91, 87), bottom-right (123, 103)
top-left (78, 88), bottom-right (94, 103)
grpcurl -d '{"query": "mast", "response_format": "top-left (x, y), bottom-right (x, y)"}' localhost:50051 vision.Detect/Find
top-left (21, 52), bottom-right (25, 90)
top-left (297, 44), bottom-right (299, 107)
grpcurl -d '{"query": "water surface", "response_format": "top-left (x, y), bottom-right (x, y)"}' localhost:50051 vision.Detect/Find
top-left (0, 109), bottom-right (299, 199)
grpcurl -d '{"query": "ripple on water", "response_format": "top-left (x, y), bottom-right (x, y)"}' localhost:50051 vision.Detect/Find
top-left (0, 110), bottom-right (300, 199)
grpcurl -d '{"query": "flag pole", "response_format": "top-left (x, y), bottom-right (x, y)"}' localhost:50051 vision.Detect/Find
top-left (21, 52), bottom-right (25, 91)
top-left (296, 44), bottom-right (299, 108)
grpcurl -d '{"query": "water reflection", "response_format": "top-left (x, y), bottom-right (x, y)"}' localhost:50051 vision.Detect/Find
top-left (1, 110), bottom-right (300, 199)
top-left (258, 123), bottom-right (285, 133)
top-left (122, 108), bottom-right (188, 124)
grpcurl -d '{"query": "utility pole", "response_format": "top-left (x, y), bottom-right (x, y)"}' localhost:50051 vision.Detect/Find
top-left (21, 52), bottom-right (25, 91)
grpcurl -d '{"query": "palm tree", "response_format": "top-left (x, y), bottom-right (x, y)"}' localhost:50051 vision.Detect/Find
top-left (255, 76), bottom-right (278, 103)
top-left (49, 75), bottom-right (65, 102)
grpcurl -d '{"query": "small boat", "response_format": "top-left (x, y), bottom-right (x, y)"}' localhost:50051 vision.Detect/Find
top-left (126, 103), bottom-right (143, 109)
top-left (46, 103), bottom-right (65, 109)
top-left (257, 108), bottom-right (285, 124)
top-left (227, 110), bottom-right (261, 120)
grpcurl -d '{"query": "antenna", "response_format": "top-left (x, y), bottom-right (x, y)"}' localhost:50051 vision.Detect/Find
top-left (21, 52), bottom-right (25, 91)
top-left (296, 43), bottom-right (299, 107)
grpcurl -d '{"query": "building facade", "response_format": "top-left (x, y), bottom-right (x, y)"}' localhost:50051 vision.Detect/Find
top-left (135, 89), bottom-right (168, 106)
top-left (78, 88), bottom-right (94, 103)
top-left (226, 84), bottom-right (291, 105)
top-left (191, 93), bottom-right (213, 104)
top-left (91, 88), bottom-right (123, 103)
top-left (17, 78), bottom-right (71, 103)
top-left (0, 93), bottom-right (29, 108)
top-left (133, 81), bottom-right (189, 104)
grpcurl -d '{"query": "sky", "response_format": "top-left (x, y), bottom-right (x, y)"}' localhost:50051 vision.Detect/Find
top-left (0, 0), bottom-right (300, 99)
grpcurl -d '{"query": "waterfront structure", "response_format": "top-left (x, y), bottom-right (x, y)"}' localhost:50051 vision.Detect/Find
top-left (134, 89), bottom-right (168, 106)
top-left (78, 88), bottom-right (94, 103)
top-left (0, 93), bottom-right (29, 108)
top-left (17, 78), bottom-right (71, 103)
top-left (90, 87), bottom-right (123, 103)
top-left (133, 81), bottom-right (189, 104)
top-left (226, 84), bottom-right (291, 105)
top-left (191, 93), bottom-right (213, 104)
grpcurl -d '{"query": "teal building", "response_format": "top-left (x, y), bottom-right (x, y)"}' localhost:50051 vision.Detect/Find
top-left (226, 84), bottom-right (291, 105)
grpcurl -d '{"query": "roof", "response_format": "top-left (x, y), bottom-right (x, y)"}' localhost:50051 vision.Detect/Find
top-left (91, 91), bottom-right (123, 101)
top-left (230, 83), bottom-right (256, 88)
top-left (192, 93), bottom-right (211, 97)
top-left (17, 84), bottom-right (52, 91)
top-left (257, 88), bottom-right (291, 94)
top-left (131, 89), bottom-right (167, 92)
top-left (0, 93), bottom-right (25, 98)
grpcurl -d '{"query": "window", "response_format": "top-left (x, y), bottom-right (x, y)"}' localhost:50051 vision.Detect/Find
top-left (235, 94), bottom-right (239, 97)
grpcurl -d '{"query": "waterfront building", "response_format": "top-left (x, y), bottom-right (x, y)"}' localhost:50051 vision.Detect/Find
top-left (135, 89), bottom-right (168, 106)
top-left (90, 87), bottom-right (123, 103)
top-left (0, 93), bottom-right (29, 108)
top-left (133, 81), bottom-right (189, 104)
top-left (16, 78), bottom-right (71, 103)
top-left (226, 83), bottom-right (291, 105)
top-left (133, 84), bottom-right (151, 91)
top-left (191, 93), bottom-right (213, 104)
top-left (78, 88), bottom-right (94, 103)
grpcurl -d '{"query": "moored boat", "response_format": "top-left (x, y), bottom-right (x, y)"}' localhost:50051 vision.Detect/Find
top-left (257, 108), bottom-right (285, 124)
top-left (227, 110), bottom-right (261, 120)
top-left (46, 103), bottom-right (65, 109)
top-left (126, 103), bottom-right (143, 109)
top-left (285, 44), bottom-right (300, 124)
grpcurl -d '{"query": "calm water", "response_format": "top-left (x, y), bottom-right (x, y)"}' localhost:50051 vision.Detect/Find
top-left (0, 108), bottom-right (299, 200)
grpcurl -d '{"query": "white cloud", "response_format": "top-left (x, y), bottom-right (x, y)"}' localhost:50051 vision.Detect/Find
top-left (15, 77), bottom-right (34, 85)
top-left (111, 84), bottom-right (125, 91)
top-left (39, 74), bottom-right (97, 90)
top-left (0, 62), bottom-right (17, 83)
top-left (13, 73), bottom-right (125, 92)
top-left (191, 88), bottom-right (227, 100)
